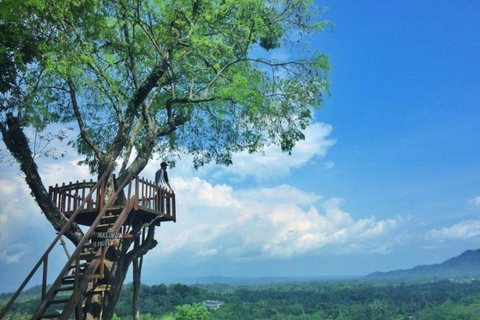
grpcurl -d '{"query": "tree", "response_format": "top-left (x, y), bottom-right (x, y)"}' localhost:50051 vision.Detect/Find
top-left (0, 0), bottom-right (331, 319)
top-left (174, 304), bottom-right (209, 320)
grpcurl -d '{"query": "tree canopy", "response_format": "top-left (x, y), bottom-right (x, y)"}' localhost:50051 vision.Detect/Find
top-left (1, 0), bottom-right (331, 175)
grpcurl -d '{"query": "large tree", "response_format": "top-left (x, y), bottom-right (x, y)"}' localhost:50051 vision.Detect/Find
top-left (0, 0), bottom-right (331, 319)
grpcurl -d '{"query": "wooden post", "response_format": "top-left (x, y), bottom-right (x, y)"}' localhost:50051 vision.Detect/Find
top-left (42, 256), bottom-right (48, 301)
top-left (142, 178), bottom-right (146, 208)
top-left (135, 176), bottom-right (139, 210)
top-left (87, 182), bottom-right (92, 211)
top-left (60, 183), bottom-right (66, 212)
top-left (74, 181), bottom-right (79, 211)
top-left (127, 176), bottom-right (132, 200)
top-left (155, 183), bottom-right (159, 212)
top-left (53, 184), bottom-right (58, 208)
top-left (172, 193), bottom-right (177, 222)
top-left (166, 190), bottom-right (171, 216)
top-left (99, 247), bottom-right (105, 279)
top-left (68, 182), bottom-right (73, 213)
top-left (81, 180), bottom-right (86, 211)
top-left (73, 254), bottom-right (80, 320)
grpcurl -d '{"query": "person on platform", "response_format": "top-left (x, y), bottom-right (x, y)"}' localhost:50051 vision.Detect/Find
top-left (155, 161), bottom-right (174, 193)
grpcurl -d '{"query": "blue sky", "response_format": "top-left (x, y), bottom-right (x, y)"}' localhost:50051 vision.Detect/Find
top-left (0, 0), bottom-right (479, 291)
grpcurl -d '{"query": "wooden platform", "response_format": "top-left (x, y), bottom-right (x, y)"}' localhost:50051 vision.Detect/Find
top-left (49, 176), bottom-right (176, 227)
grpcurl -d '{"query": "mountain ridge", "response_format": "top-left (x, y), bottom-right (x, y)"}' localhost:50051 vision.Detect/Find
top-left (366, 249), bottom-right (480, 280)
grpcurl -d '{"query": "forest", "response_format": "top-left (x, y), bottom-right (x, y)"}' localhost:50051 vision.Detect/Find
top-left (2, 279), bottom-right (480, 319)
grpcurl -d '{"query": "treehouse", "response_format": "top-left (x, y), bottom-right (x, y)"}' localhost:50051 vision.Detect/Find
top-left (0, 169), bottom-right (176, 320)
top-left (49, 174), bottom-right (176, 226)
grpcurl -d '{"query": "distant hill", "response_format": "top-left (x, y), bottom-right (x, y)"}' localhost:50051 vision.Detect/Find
top-left (366, 249), bottom-right (480, 280)
top-left (171, 275), bottom-right (359, 285)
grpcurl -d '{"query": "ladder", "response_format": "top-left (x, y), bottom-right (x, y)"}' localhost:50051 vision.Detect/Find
top-left (0, 168), bottom-right (136, 320)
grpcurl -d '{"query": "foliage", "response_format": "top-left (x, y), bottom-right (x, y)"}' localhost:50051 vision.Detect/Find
top-left (175, 303), bottom-right (209, 320)
top-left (1, 0), bottom-right (332, 174)
top-left (4, 280), bottom-right (480, 319)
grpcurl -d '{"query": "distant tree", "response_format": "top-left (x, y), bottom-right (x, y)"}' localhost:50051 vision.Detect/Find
top-left (0, 1), bottom-right (331, 319)
top-left (174, 303), bottom-right (209, 320)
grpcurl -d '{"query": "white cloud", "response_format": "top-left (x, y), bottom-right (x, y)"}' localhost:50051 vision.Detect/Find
top-left (39, 158), bottom-right (93, 188)
top-left (0, 179), bottom-right (15, 195)
top-left (324, 161), bottom-right (335, 170)
top-left (219, 122), bottom-right (336, 180)
top-left (152, 177), bottom-right (405, 262)
top-left (0, 244), bottom-right (29, 264)
top-left (426, 220), bottom-right (480, 242)
top-left (0, 132), bottom-right (92, 262)
top-left (120, 122), bottom-right (335, 182)
top-left (468, 196), bottom-right (480, 208)
top-left (0, 174), bottom-right (46, 248)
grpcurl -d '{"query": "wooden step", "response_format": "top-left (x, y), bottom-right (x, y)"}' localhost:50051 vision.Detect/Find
top-left (62, 277), bottom-right (77, 285)
top-left (101, 215), bottom-right (119, 222)
top-left (79, 252), bottom-right (97, 261)
top-left (91, 284), bottom-right (113, 293)
top-left (55, 285), bottom-right (74, 292)
top-left (84, 273), bottom-right (105, 280)
top-left (70, 261), bottom-right (88, 268)
top-left (63, 274), bottom-right (82, 280)
top-left (47, 298), bottom-right (70, 305)
top-left (39, 313), bottom-right (60, 319)
top-left (95, 223), bottom-right (114, 231)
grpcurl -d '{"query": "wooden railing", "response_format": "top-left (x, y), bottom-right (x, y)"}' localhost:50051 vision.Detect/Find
top-left (32, 174), bottom-right (135, 320)
top-left (0, 164), bottom-right (114, 320)
top-left (1, 170), bottom-right (177, 320)
top-left (49, 176), bottom-right (176, 222)
top-left (49, 180), bottom-right (102, 213)
top-left (134, 177), bottom-right (176, 221)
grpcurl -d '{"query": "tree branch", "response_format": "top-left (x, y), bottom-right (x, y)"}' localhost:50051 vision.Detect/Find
top-left (107, 60), bottom-right (169, 163)
top-left (125, 226), bottom-right (157, 265)
top-left (67, 79), bottom-right (104, 161)
top-left (119, 114), bottom-right (143, 175)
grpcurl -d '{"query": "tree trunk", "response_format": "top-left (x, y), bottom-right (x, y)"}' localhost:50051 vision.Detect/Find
top-left (84, 246), bottom-right (129, 320)
top-left (0, 113), bottom-right (159, 320)
top-left (84, 227), bottom-right (157, 320)
top-left (132, 237), bottom-right (143, 320)
top-left (0, 113), bottom-right (83, 244)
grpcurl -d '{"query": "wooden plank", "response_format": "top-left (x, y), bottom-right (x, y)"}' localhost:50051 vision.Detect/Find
top-left (147, 180), bottom-right (151, 209)
top-left (81, 181), bottom-right (86, 211)
top-left (74, 181), bottom-right (79, 211)
top-left (173, 194), bottom-right (176, 222)
top-left (135, 177), bottom-right (139, 210)
top-left (42, 256), bottom-right (48, 301)
top-left (60, 183), bottom-right (66, 212)
top-left (166, 193), bottom-right (171, 216)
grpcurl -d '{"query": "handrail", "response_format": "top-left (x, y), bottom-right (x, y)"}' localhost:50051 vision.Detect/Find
top-left (0, 170), bottom-right (176, 319)
top-left (48, 175), bottom-right (176, 219)
top-left (32, 173), bottom-right (134, 320)
top-left (59, 197), bottom-right (137, 320)
top-left (0, 163), bottom-right (114, 320)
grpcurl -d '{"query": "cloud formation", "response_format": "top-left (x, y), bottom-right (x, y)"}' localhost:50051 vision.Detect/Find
top-left (151, 177), bottom-right (405, 263)
top-left (426, 220), bottom-right (480, 242)
top-left (219, 122), bottom-right (336, 180)
top-left (0, 175), bottom-right (44, 264)
top-left (469, 196), bottom-right (480, 208)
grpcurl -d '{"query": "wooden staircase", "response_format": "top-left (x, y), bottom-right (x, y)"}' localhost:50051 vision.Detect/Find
top-left (35, 202), bottom-right (135, 320)
top-left (0, 168), bottom-right (138, 320)
top-left (0, 168), bottom-right (176, 320)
